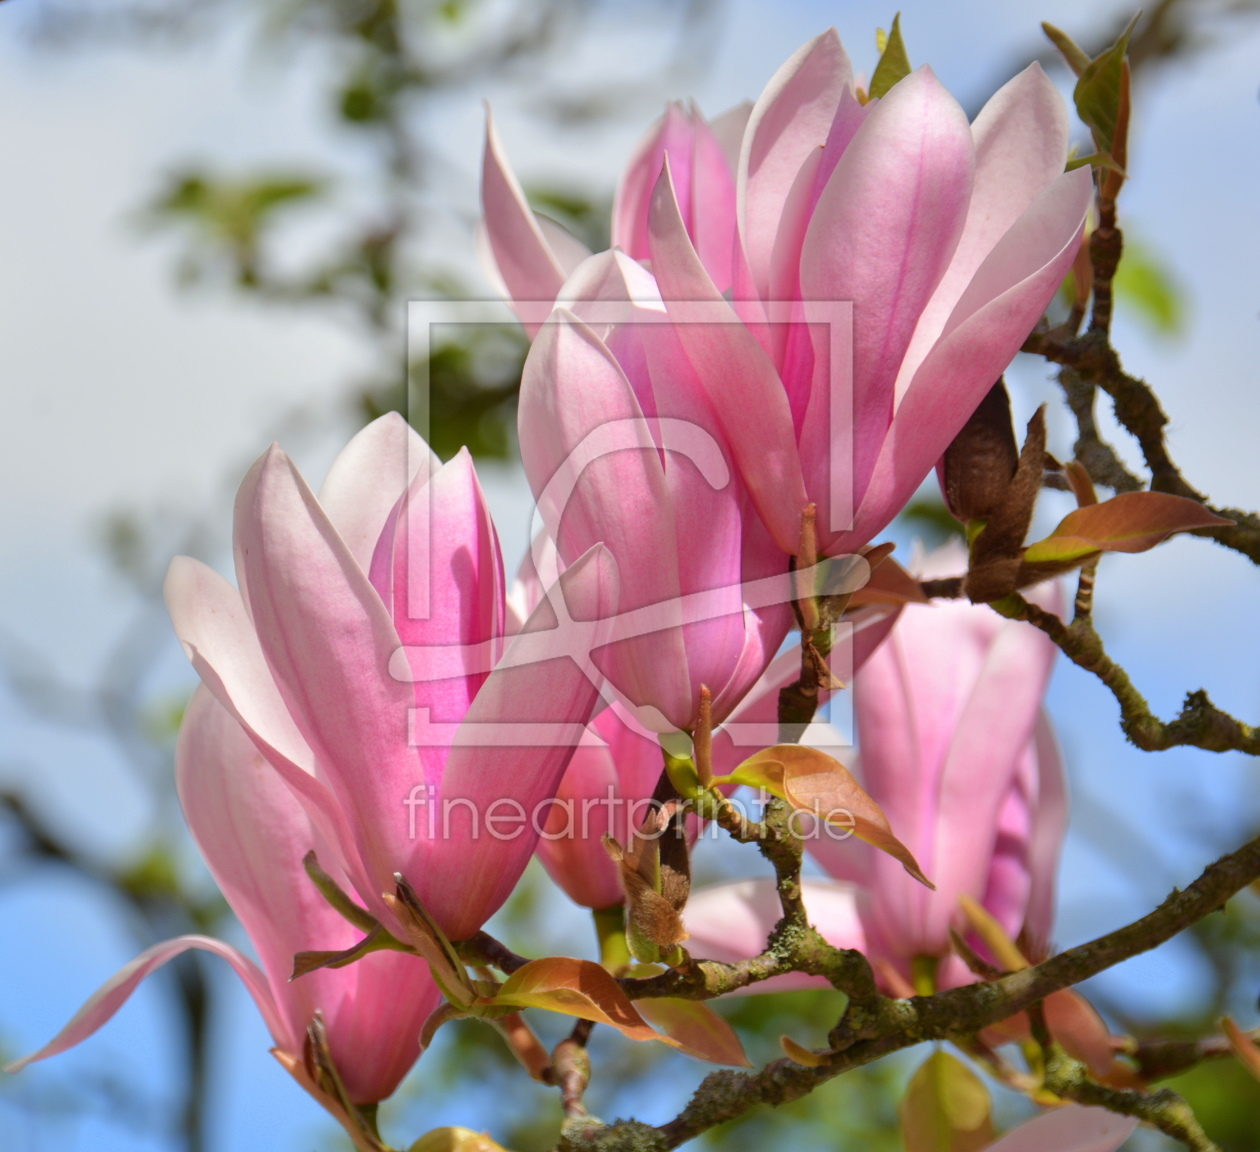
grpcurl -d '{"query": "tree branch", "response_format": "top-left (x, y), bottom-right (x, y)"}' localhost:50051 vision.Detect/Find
top-left (1023, 326), bottom-right (1260, 564)
top-left (568, 832), bottom-right (1260, 1149)
top-left (1002, 595), bottom-right (1260, 754)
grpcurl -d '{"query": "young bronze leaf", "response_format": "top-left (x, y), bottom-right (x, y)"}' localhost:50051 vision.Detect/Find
top-left (636, 998), bottom-right (751, 1067)
top-left (764, 745), bottom-right (933, 889)
top-left (1043, 989), bottom-right (1119, 1079)
top-left (900, 1049), bottom-right (995, 1152)
top-left (1223, 1016), bottom-right (1260, 1082)
top-left (1023, 491), bottom-right (1232, 564)
top-left (848, 551), bottom-right (929, 607)
top-left (492, 957), bottom-right (659, 1042)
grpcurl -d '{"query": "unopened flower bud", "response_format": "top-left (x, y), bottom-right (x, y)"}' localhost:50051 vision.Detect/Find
top-left (941, 379), bottom-right (1019, 523)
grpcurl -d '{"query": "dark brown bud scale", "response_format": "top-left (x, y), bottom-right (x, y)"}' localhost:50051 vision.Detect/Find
top-left (942, 379), bottom-right (1020, 522)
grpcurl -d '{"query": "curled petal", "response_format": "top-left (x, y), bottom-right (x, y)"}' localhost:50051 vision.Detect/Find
top-left (481, 105), bottom-right (569, 333)
top-left (5, 936), bottom-right (290, 1073)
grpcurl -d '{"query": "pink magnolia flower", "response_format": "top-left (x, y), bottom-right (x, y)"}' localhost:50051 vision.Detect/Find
top-left (508, 533), bottom-right (707, 910)
top-left (807, 544), bottom-right (1064, 986)
top-left (483, 29), bottom-right (1092, 557)
top-left (163, 413), bottom-right (617, 943)
top-left (517, 250), bottom-right (793, 734)
top-left (8, 686), bottom-right (441, 1106)
top-left (536, 702), bottom-right (667, 911)
top-left (529, 601), bottom-right (904, 911)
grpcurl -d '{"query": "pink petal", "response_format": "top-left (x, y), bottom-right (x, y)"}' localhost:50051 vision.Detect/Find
top-left (507, 529), bottom-right (563, 633)
top-left (683, 878), bottom-right (865, 993)
top-left (518, 308), bottom-right (692, 727)
top-left (894, 63), bottom-right (1070, 399)
top-left (709, 100), bottom-right (753, 174)
top-left (648, 161), bottom-right (807, 556)
top-left (636, 313), bottom-right (749, 719)
top-left (534, 214), bottom-right (591, 277)
top-left (978, 740), bottom-right (1037, 944)
top-left (920, 616), bottom-right (1058, 951)
top-left (845, 166), bottom-right (1091, 552)
top-left (1045, 989), bottom-right (1118, 1079)
top-left (317, 412), bottom-right (439, 574)
top-left (370, 448), bottom-right (506, 737)
top-left (1023, 711), bottom-right (1068, 948)
top-left (982, 1106), bottom-right (1136, 1152)
top-left (481, 105), bottom-right (569, 334)
top-left (176, 686), bottom-right (439, 1103)
top-left (429, 544), bottom-right (619, 938)
top-left (534, 729), bottom-right (625, 911)
top-left (233, 444), bottom-right (424, 907)
top-left (613, 103), bottom-right (696, 263)
top-left (163, 555), bottom-right (373, 909)
top-left (688, 103), bottom-right (740, 292)
top-left (536, 704), bottom-right (663, 910)
top-left (737, 28), bottom-right (852, 299)
top-left (799, 66), bottom-right (975, 521)
top-left (5, 935), bottom-right (290, 1073)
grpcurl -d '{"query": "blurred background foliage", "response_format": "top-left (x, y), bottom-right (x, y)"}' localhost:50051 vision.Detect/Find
top-left (3, 0), bottom-right (1260, 1150)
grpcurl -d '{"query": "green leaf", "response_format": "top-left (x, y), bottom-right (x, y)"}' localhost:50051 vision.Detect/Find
top-left (291, 924), bottom-right (409, 980)
top-left (1064, 151), bottom-right (1126, 175)
top-left (1223, 1017), bottom-right (1260, 1083)
top-left (1022, 491), bottom-right (1232, 565)
top-left (636, 998), bottom-right (751, 1066)
top-left (1073, 14), bottom-right (1139, 156)
top-left (1041, 22), bottom-right (1091, 76)
top-left (1113, 239), bottom-right (1184, 334)
top-left (302, 850), bottom-right (379, 933)
top-left (868, 13), bottom-right (911, 99)
top-left (409, 1129), bottom-right (513, 1152)
top-left (900, 1050), bottom-right (995, 1152)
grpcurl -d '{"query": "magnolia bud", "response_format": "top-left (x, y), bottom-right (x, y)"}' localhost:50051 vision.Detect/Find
top-left (941, 379), bottom-right (1019, 523)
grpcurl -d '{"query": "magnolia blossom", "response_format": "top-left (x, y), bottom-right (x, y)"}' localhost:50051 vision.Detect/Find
top-left (163, 414), bottom-right (617, 942)
top-left (9, 687), bottom-right (440, 1105)
top-left (519, 523), bottom-right (903, 911)
top-left (517, 251), bottom-right (793, 734)
top-left (807, 544), bottom-right (1063, 985)
top-left (686, 547), bottom-right (1121, 1072)
top-left (482, 29), bottom-right (1092, 557)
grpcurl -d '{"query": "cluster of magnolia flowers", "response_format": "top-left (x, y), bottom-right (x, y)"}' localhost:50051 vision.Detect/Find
top-left (14, 25), bottom-right (1224, 1152)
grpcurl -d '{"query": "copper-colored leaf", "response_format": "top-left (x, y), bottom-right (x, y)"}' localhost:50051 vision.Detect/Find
top-left (636, 997), bottom-right (751, 1067)
top-left (1223, 1016), bottom-right (1260, 1082)
top-left (1064, 460), bottom-right (1097, 508)
top-left (1044, 989), bottom-right (1119, 1079)
top-left (900, 1050), bottom-right (995, 1152)
top-left (1023, 492), bottom-right (1232, 565)
top-left (492, 957), bottom-right (659, 1042)
top-left (766, 746), bottom-right (933, 889)
top-left (848, 552), bottom-right (929, 607)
